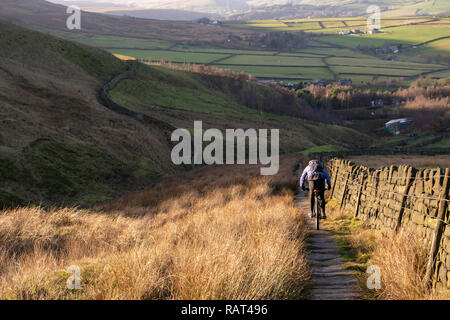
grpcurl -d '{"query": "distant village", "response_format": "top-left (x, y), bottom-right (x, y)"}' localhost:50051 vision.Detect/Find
top-left (338, 28), bottom-right (381, 35)
top-left (260, 78), bottom-right (353, 90)
top-left (337, 28), bottom-right (402, 60)
top-left (196, 18), bottom-right (222, 25)
top-left (260, 79), bottom-right (406, 108)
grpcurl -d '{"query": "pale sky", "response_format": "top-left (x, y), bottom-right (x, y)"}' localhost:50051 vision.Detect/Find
top-left (48, 0), bottom-right (305, 9)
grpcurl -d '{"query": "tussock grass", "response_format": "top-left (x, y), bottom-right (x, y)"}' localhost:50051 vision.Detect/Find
top-left (369, 231), bottom-right (430, 300)
top-left (324, 205), bottom-right (450, 300)
top-left (0, 157), bottom-right (310, 300)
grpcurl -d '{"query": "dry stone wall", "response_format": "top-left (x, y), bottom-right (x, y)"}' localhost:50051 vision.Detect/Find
top-left (327, 158), bottom-right (450, 290)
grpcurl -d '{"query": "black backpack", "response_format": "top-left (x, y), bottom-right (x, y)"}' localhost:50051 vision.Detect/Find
top-left (308, 160), bottom-right (326, 190)
top-left (310, 160), bottom-right (324, 173)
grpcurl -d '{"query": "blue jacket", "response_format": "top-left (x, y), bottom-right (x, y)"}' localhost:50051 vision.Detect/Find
top-left (300, 164), bottom-right (331, 189)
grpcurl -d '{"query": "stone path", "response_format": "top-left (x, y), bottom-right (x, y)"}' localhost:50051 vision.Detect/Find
top-left (294, 192), bottom-right (362, 300)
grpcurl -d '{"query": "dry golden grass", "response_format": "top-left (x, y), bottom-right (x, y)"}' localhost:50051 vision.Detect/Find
top-left (113, 53), bottom-right (137, 61)
top-left (325, 205), bottom-right (449, 300)
top-left (400, 96), bottom-right (450, 131)
top-left (0, 156), bottom-right (310, 300)
top-left (369, 230), bottom-right (431, 300)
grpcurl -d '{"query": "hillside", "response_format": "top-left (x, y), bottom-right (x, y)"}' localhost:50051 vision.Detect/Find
top-left (228, 0), bottom-right (450, 19)
top-left (0, 156), bottom-right (311, 300)
top-left (101, 9), bottom-right (218, 21)
top-left (0, 19), bottom-right (179, 208)
top-left (0, 18), bottom-right (370, 208)
top-left (106, 61), bottom-right (371, 154)
top-left (0, 2), bottom-right (448, 303)
top-left (49, 0), bottom-right (450, 18)
top-left (2, 1), bottom-right (448, 84)
top-left (0, 0), bottom-right (257, 42)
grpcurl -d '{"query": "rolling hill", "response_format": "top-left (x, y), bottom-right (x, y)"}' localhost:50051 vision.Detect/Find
top-left (228, 0), bottom-right (450, 19)
top-left (0, 17), bottom-right (370, 208)
top-left (101, 9), bottom-right (218, 21)
top-left (49, 0), bottom-right (450, 18)
top-left (0, 19), bottom-right (179, 208)
top-left (0, 0), bottom-right (257, 42)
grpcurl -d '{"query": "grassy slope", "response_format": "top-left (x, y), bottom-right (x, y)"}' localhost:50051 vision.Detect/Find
top-left (384, 0), bottom-right (450, 17)
top-left (0, 0), bottom-right (257, 43)
top-left (0, 156), bottom-right (310, 300)
top-left (108, 63), bottom-right (371, 155)
top-left (22, 7), bottom-right (445, 83)
top-left (227, 1), bottom-right (449, 20)
top-left (315, 19), bottom-right (450, 63)
top-left (0, 20), bottom-right (178, 208)
top-left (319, 25), bottom-right (450, 49)
top-left (0, 19), bottom-right (370, 208)
top-left (1, 1), bottom-right (447, 83)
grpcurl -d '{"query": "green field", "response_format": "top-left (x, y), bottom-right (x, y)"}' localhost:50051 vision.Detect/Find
top-left (330, 65), bottom-right (422, 77)
top-left (212, 65), bottom-right (334, 80)
top-left (397, 37), bottom-right (450, 63)
top-left (383, 0), bottom-right (450, 17)
top-left (170, 45), bottom-right (278, 55)
top-left (224, 17), bottom-right (441, 34)
top-left (51, 16), bottom-right (449, 83)
top-left (294, 48), bottom-right (371, 58)
top-left (428, 69), bottom-right (450, 78)
top-left (327, 57), bottom-right (441, 69)
top-left (426, 137), bottom-right (450, 148)
top-left (104, 49), bottom-right (229, 63)
top-left (218, 55), bottom-right (325, 66)
top-left (319, 26), bottom-right (450, 48)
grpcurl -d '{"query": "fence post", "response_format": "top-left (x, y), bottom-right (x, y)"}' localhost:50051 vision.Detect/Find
top-left (354, 173), bottom-right (365, 218)
top-left (331, 162), bottom-right (340, 199)
top-left (340, 171), bottom-right (350, 209)
top-left (423, 168), bottom-right (450, 287)
top-left (395, 167), bottom-right (415, 232)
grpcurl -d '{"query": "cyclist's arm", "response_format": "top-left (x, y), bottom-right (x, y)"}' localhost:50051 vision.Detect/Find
top-left (299, 167), bottom-right (309, 189)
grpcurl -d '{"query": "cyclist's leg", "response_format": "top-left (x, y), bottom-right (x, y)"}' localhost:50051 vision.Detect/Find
top-left (319, 189), bottom-right (326, 218)
top-left (308, 181), bottom-right (315, 217)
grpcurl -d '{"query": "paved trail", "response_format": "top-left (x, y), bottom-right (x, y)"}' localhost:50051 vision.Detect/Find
top-left (295, 166), bottom-right (361, 300)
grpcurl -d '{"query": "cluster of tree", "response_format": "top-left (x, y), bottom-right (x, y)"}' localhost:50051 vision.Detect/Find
top-left (201, 74), bottom-right (339, 123)
top-left (141, 60), bottom-right (256, 82)
top-left (397, 78), bottom-right (450, 132)
top-left (297, 85), bottom-right (387, 110)
top-left (297, 77), bottom-right (450, 110)
top-left (258, 31), bottom-right (308, 51)
top-left (400, 95), bottom-right (450, 132)
top-left (299, 77), bottom-right (450, 132)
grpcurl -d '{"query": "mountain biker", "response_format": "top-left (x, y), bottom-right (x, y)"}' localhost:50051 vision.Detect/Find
top-left (299, 160), bottom-right (332, 219)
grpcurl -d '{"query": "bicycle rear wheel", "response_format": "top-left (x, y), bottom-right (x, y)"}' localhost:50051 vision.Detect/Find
top-left (315, 198), bottom-right (320, 230)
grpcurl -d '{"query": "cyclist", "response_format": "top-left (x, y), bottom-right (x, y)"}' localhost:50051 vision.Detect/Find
top-left (300, 160), bottom-right (332, 219)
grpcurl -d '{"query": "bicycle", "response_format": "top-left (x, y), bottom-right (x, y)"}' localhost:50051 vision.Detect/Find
top-left (305, 188), bottom-right (324, 230)
top-left (312, 189), bottom-right (324, 230)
